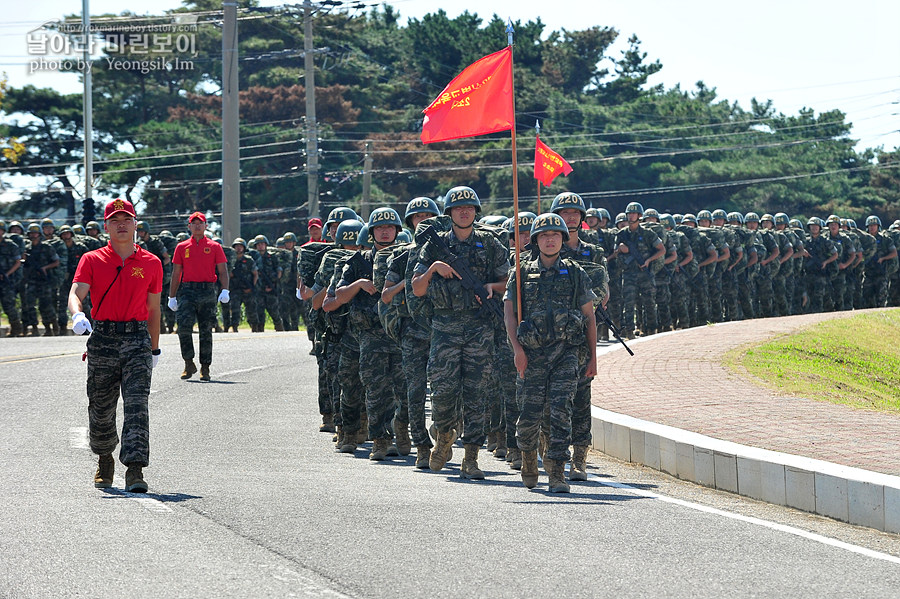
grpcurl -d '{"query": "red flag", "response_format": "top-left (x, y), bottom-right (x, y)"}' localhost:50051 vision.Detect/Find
top-left (534, 136), bottom-right (573, 186)
top-left (421, 47), bottom-right (514, 144)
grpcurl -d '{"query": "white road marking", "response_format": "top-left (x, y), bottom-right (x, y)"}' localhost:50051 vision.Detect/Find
top-left (68, 427), bottom-right (89, 450)
top-left (217, 365), bottom-right (270, 377)
top-left (126, 493), bottom-right (173, 514)
top-left (594, 476), bottom-right (900, 565)
top-left (258, 564), bottom-right (352, 598)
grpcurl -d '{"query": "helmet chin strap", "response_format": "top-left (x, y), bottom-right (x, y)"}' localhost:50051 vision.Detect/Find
top-left (539, 248), bottom-right (560, 259)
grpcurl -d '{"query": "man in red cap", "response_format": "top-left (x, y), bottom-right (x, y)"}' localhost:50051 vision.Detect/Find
top-left (68, 198), bottom-right (163, 493)
top-left (167, 212), bottom-right (229, 381)
top-left (305, 218), bottom-right (324, 244)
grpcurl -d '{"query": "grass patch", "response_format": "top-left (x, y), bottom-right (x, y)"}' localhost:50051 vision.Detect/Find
top-left (724, 309), bottom-right (900, 413)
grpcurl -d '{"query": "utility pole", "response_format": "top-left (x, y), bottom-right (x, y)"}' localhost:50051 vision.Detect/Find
top-left (304, 0), bottom-right (319, 218)
top-left (222, 1), bottom-right (241, 243)
top-left (361, 142), bottom-right (372, 220)
top-left (81, 0), bottom-right (94, 224)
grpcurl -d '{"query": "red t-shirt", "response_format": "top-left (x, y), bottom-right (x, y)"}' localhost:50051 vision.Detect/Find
top-left (74, 243), bottom-right (163, 321)
top-left (172, 236), bottom-right (227, 282)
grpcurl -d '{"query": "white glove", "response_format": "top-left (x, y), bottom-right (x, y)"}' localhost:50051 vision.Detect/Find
top-left (167, 297), bottom-right (178, 311)
top-left (296, 287), bottom-right (303, 300)
top-left (72, 312), bottom-right (93, 335)
top-left (217, 289), bottom-right (230, 303)
top-left (152, 350), bottom-right (160, 369)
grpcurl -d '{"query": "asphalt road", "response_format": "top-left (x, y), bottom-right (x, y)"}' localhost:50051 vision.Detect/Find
top-left (2, 331), bottom-right (899, 598)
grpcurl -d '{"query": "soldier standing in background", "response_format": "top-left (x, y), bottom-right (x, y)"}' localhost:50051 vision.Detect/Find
top-left (22, 223), bottom-right (60, 337)
top-left (801, 218), bottom-right (838, 313)
top-left (228, 238), bottom-right (258, 332)
top-left (0, 221), bottom-right (24, 337)
top-left (168, 212), bottom-right (230, 381)
top-left (253, 235), bottom-right (284, 331)
top-left (615, 202), bottom-right (665, 339)
top-left (861, 216), bottom-right (898, 308)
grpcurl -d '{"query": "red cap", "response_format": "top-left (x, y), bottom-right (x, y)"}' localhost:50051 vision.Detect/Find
top-left (104, 198), bottom-right (137, 219)
top-left (188, 211), bottom-right (207, 223)
top-left (308, 218), bottom-right (323, 229)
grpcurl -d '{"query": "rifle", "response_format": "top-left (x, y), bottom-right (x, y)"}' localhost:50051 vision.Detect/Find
top-left (622, 239), bottom-right (647, 269)
top-left (346, 249), bottom-right (373, 280)
top-left (594, 302), bottom-right (634, 356)
top-left (415, 225), bottom-right (504, 322)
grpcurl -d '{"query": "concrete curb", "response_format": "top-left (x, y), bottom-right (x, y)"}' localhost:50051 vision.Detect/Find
top-left (590, 405), bottom-right (900, 533)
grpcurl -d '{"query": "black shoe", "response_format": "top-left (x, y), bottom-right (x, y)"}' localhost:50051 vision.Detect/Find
top-left (125, 465), bottom-right (148, 493)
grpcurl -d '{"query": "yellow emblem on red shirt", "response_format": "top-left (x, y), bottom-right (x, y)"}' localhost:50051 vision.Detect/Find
top-left (131, 267), bottom-right (145, 279)
top-left (203, 246), bottom-right (211, 254)
top-left (184, 247), bottom-right (190, 258)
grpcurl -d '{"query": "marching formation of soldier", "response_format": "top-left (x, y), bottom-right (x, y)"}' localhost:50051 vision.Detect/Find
top-left (2, 194), bottom-right (898, 492)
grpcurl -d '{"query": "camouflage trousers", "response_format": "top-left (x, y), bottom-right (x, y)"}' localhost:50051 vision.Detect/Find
top-left (256, 290), bottom-right (282, 329)
top-left (401, 323), bottom-right (432, 448)
top-left (22, 279), bottom-right (56, 326)
top-left (517, 342), bottom-right (577, 462)
top-left (669, 270), bottom-right (691, 329)
top-left (176, 282), bottom-right (217, 365)
top-left (755, 273), bottom-right (775, 318)
top-left (654, 272), bottom-right (672, 330)
top-left (427, 314), bottom-right (492, 446)
top-left (226, 289), bottom-right (258, 329)
top-left (313, 335), bottom-right (331, 416)
top-left (358, 330), bottom-right (404, 441)
top-left (737, 271), bottom-right (756, 320)
top-left (338, 336), bottom-right (365, 436)
top-left (721, 268), bottom-right (740, 321)
top-left (86, 328), bottom-right (152, 466)
top-left (621, 268), bottom-right (656, 334)
top-left (825, 274), bottom-right (849, 312)
top-left (493, 332), bottom-right (519, 451)
top-left (607, 273), bottom-right (623, 329)
top-left (322, 335), bottom-right (342, 422)
top-left (58, 275), bottom-right (74, 328)
top-left (772, 274), bottom-right (791, 316)
top-left (162, 277), bottom-right (176, 331)
top-left (488, 324), bottom-right (512, 436)
top-left (689, 271), bottom-right (710, 327)
top-left (279, 292), bottom-right (301, 331)
top-left (862, 274), bottom-right (890, 309)
top-left (805, 273), bottom-right (829, 313)
top-left (0, 281), bottom-right (20, 322)
top-left (707, 269), bottom-right (723, 323)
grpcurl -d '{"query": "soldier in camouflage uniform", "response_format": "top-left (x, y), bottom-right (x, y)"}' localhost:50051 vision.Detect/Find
top-left (823, 215), bottom-right (856, 311)
top-left (789, 219), bottom-right (810, 314)
top-left (726, 212), bottom-right (757, 320)
top-left (552, 192), bottom-right (608, 480)
top-left (22, 223), bottom-right (61, 337)
top-left (84, 221), bottom-right (108, 248)
top-left (775, 214), bottom-right (804, 314)
top-left (279, 233), bottom-right (302, 331)
top-left (643, 208), bottom-right (675, 331)
top-left (504, 213), bottom-right (597, 492)
top-left (710, 210), bottom-right (741, 321)
top-left (39, 219), bottom-right (68, 335)
top-left (616, 202), bottom-right (666, 338)
top-left (382, 198), bottom-right (441, 467)
top-left (661, 213), bottom-right (696, 329)
top-left (801, 218), bottom-right (838, 313)
top-left (745, 213), bottom-right (779, 317)
top-left (0, 221), bottom-right (24, 337)
top-left (888, 221), bottom-right (900, 306)
top-left (334, 208), bottom-right (406, 461)
top-left (136, 221), bottom-right (171, 333)
top-left (696, 211), bottom-right (729, 323)
top-left (252, 235), bottom-right (284, 331)
top-left (761, 214), bottom-right (793, 316)
top-left (412, 186), bottom-right (510, 479)
top-left (677, 214), bottom-right (716, 327)
top-left (861, 216), bottom-right (899, 308)
top-left (227, 238), bottom-right (258, 331)
top-left (591, 209), bottom-right (618, 340)
top-left (57, 225), bottom-right (89, 334)
top-left (68, 198), bottom-right (162, 493)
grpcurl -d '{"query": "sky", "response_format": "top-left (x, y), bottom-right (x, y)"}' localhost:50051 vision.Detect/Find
top-left (2, 0), bottom-right (899, 202)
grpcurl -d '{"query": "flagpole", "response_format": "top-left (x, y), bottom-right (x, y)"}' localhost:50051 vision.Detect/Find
top-left (535, 121), bottom-right (541, 213)
top-left (507, 20), bottom-right (522, 325)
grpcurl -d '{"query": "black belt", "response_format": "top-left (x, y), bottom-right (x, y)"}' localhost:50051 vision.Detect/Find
top-left (93, 320), bottom-right (148, 335)
top-left (181, 281), bottom-right (216, 288)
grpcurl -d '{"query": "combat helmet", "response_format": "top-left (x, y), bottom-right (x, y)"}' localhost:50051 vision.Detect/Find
top-left (479, 215), bottom-right (508, 227)
top-left (136, 221), bottom-right (151, 234)
top-left (26, 223), bottom-right (41, 235)
top-left (507, 211), bottom-right (537, 235)
top-left (711, 209), bottom-right (728, 221)
top-left (41, 217), bottom-right (55, 230)
top-left (727, 212), bottom-right (744, 225)
top-left (696, 210), bottom-right (713, 223)
top-left (404, 197), bottom-right (440, 228)
top-left (643, 208), bottom-right (660, 221)
top-left (744, 212), bottom-right (761, 224)
top-left (530, 212), bottom-right (569, 244)
top-left (253, 234), bottom-right (270, 247)
top-left (335, 220), bottom-right (364, 247)
top-left (682, 213), bottom-right (698, 225)
top-left (774, 213), bottom-right (790, 226)
top-left (825, 215), bottom-right (841, 226)
top-left (550, 192), bottom-right (586, 218)
top-left (357, 224), bottom-right (374, 249)
top-left (615, 212), bottom-right (627, 225)
top-left (368, 207), bottom-right (403, 229)
top-left (397, 230), bottom-right (412, 244)
top-left (442, 186), bottom-right (481, 214)
top-left (806, 217), bottom-right (825, 230)
top-left (282, 232), bottom-right (298, 244)
top-left (232, 237), bottom-right (247, 248)
top-left (865, 215), bottom-right (882, 229)
top-left (660, 213), bottom-right (676, 229)
top-left (325, 206), bottom-right (359, 228)
top-left (625, 202), bottom-right (644, 216)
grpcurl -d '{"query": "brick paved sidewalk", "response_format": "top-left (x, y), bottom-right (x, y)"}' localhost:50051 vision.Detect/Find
top-left (591, 308), bottom-right (900, 476)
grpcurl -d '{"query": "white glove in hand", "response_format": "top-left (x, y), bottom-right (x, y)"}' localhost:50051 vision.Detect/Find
top-left (296, 287), bottom-right (303, 300)
top-left (72, 312), bottom-right (93, 335)
top-left (152, 354), bottom-right (160, 369)
top-left (217, 289), bottom-right (230, 303)
top-left (167, 297), bottom-right (178, 311)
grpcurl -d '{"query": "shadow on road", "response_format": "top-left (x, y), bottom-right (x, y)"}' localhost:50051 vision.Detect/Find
top-left (100, 489), bottom-right (203, 503)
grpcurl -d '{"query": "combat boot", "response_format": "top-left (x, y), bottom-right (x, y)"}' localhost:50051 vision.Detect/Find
top-left (333, 426), bottom-right (343, 449)
top-left (125, 464), bottom-right (148, 493)
top-left (429, 429), bottom-right (457, 471)
top-left (339, 432), bottom-right (357, 454)
top-left (569, 445), bottom-right (589, 481)
top-left (274, 321), bottom-right (284, 332)
top-left (486, 432), bottom-right (498, 453)
top-left (50, 322), bottom-right (61, 336)
top-left (520, 450), bottom-right (538, 488)
top-left (355, 413), bottom-right (369, 444)
top-left (460, 444), bottom-right (485, 480)
top-left (369, 438), bottom-right (390, 461)
top-left (538, 431), bottom-right (550, 462)
top-left (415, 445), bottom-right (431, 469)
top-left (93, 454), bottom-right (114, 488)
top-left (199, 365), bottom-right (211, 381)
top-left (508, 448), bottom-right (522, 470)
top-left (29, 325), bottom-right (40, 337)
top-left (386, 442), bottom-right (400, 457)
top-left (599, 324), bottom-right (610, 342)
top-left (546, 459), bottom-right (570, 493)
top-left (181, 360), bottom-right (197, 379)
top-left (10, 320), bottom-right (23, 337)
top-left (493, 435), bottom-right (507, 459)
top-left (319, 413), bottom-right (335, 433)
top-left (42, 324), bottom-right (54, 337)
top-left (394, 419), bottom-right (411, 456)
